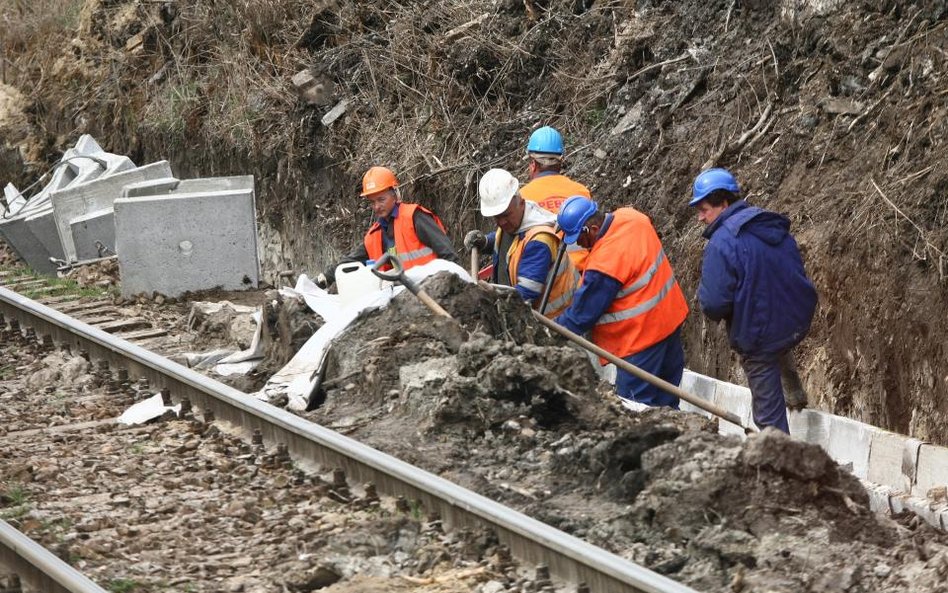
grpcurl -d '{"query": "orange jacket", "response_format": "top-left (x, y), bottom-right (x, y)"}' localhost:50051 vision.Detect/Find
top-left (364, 203), bottom-right (445, 269)
top-left (585, 208), bottom-right (688, 359)
top-left (521, 174), bottom-right (593, 271)
top-left (520, 174), bottom-right (591, 213)
top-left (503, 226), bottom-right (579, 318)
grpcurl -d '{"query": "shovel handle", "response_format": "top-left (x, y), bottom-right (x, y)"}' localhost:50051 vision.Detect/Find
top-left (371, 253), bottom-right (453, 319)
top-left (370, 253), bottom-right (404, 282)
top-left (470, 246), bottom-right (480, 279)
top-left (530, 310), bottom-right (755, 434)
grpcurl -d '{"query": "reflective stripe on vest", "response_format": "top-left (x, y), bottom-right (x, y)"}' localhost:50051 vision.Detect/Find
top-left (546, 267), bottom-right (580, 314)
top-left (598, 272), bottom-right (678, 325)
top-left (363, 203), bottom-right (445, 270)
top-left (507, 226), bottom-right (579, 318)
top-left (585, 207), bottom-right (689, 358)
top-left (615, 249), bottom-right (665, 300)
top-left (400, 246), bottom-right (435, 263)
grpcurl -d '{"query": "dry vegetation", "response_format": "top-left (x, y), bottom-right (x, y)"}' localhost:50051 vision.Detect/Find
top-left (3, 0), bottom-right (948, 442)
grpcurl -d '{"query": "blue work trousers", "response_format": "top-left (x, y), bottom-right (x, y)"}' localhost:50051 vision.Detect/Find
top-left (615, 327), bottom-right (684, 409)
top-left (740, 350), bottom-right (802, 433)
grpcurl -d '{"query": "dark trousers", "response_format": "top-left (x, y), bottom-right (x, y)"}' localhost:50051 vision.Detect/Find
top-left (740, 349), bottom-right (805, 433)
top-left (615, 327), bottom-right (684, 409)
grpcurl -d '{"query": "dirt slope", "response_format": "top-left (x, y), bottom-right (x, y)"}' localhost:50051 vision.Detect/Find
top-left (1, 0), bottom-right (948, 441)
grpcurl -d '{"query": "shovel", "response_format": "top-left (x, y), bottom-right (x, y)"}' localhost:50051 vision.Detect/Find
top-left (529, 310), bottom-right (755, 434)
top-left (469, 245), bottom-right (480, 280)
top-left (537, 241), bottom-right (567, 316)
top-left (370, 253), bottom-right (453, 319)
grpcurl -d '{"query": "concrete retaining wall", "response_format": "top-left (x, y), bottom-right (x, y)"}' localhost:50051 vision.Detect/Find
top-left (680, 369), bottom-right (948, 530)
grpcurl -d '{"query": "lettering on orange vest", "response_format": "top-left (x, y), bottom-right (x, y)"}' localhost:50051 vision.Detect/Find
top-left (507, 226), bottom-right (579, 318)
top-left (584, 208), bottom-right (689, 360)
top-left (520, 174), bottom-right (591, 215)
top-left (363, 203), bottom-right (446, 270)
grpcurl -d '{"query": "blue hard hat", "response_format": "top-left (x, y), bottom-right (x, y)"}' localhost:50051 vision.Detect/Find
top-left (690, 168), bottom-right (740, 206)
top-left (527, 126), bottom-right (564, 155)
top-left (557, 195), bottom-right (599, 245)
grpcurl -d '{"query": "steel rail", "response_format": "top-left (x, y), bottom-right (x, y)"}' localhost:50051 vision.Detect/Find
top-left (0, 520), bottom-right (108, 593)
top-left (0, 286), bottom-right (697, 593)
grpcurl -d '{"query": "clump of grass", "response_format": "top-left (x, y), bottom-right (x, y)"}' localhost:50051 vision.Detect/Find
top-left (107, 578), bottom-right (139, 593)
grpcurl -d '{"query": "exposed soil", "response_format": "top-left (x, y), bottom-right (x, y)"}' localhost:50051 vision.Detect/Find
top-left (3, 0), bottom-right (948, 590)
top-left (2, 0), bottom-right (946, 444)
top-left (296, 275), bottom-right (948, 592)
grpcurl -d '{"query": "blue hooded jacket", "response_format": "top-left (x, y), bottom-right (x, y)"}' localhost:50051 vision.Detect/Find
top-left (698, 200), bottom-right (817, 355)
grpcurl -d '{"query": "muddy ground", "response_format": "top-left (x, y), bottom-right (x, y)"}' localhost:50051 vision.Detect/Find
top-left (2, 0), bottom-right (946, 443)
top-left (288, 273), bottom-right (948, 592)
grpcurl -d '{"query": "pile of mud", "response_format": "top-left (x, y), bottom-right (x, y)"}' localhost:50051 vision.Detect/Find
top-left (302, 274), bottom-right (948, 592)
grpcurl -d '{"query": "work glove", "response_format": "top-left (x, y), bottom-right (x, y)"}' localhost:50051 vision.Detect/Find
top-left (315, 273), bottom-right (329, 289)
top-left (784, 388), bottom-right (809, 412)
top-left (464, 230), bottom-right (487, 251)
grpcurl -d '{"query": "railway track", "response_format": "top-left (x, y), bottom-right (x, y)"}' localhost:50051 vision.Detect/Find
top-left (0, 281), bottom-right (696, 593)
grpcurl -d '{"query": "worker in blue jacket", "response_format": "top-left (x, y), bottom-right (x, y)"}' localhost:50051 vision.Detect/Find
top-left (690, 168), bottom-right (817, 433)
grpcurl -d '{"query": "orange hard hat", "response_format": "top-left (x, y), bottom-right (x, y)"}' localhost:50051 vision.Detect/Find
top-left (360, 166), bottom-right (399, 197)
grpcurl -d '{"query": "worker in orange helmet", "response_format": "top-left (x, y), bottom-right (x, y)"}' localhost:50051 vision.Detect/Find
top-left (317, 166), bottom-right (458, 287)
top-left (520, 126), bottom-right (592, 269)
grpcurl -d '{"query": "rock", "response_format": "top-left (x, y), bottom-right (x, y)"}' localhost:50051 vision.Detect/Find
top-left (741, 428), bottom-right (836, 482)
top-left (480, 581), bottom-right (506, 593)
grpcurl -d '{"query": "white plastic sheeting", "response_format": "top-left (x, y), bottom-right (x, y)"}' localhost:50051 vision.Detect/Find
top-left (257, 260), bottom-right (473, 411)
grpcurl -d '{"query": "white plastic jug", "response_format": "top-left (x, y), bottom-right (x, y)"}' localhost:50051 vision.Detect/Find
top-left (335, 261), bottom-right (385, 299)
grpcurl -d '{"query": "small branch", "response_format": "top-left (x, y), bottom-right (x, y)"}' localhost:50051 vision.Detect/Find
top-left (870, 178), bottom-right (947, 277)
top-left (701, 101), bottom-right (773, 169)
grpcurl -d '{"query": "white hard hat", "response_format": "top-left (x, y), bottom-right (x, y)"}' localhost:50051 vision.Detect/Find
top-left (478, 168), bottom-right (519, 217)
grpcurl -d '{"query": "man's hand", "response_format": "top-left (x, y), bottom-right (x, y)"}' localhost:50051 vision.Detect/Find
top-left (464, 230), bottom-right (487, 251)
top-left (315, 273), bottom-right (329, 289)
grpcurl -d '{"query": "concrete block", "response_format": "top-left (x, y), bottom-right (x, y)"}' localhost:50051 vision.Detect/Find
top-left (679, 371), bottom-right (715, 420)
top-left (50, 161), bottom-right (173, 262)
top-left (867, 432), bottom-right (923, 493)
top-left (25, 207), bottom-right (66, 269)
top-left (0, 213), bottom-right (54, 273)
top-left (787, 409), bottom-right (831, 450)
top-left (115, 187), bottom-right (259, 297)
top-left (122, 177), bottom-right (180, 198)
top-left (822, 414), bottom-right (879, 480)
top-left (914, 444), bottom-right (948, 499)
top-left (70, 208), bottom-right (115, 261)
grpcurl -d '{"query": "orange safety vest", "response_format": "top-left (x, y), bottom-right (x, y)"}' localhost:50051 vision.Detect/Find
top-left (498, 226), bottom-right (579, 318)
top-left (520, 174), bottom-right (591, 213)
top-left (585, 208), bottom-right (688, 360)
top-left (520, 174), bottom-right (593, 271)
top-left (363, 203), bottom-right (446, 269)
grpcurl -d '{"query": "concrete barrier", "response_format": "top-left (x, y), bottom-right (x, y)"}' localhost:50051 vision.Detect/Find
top-left (680, 369), bottom-right (948, 530)
top-left (69, 207), bottom-right (116, 261)
top-left (0, 135), bottom-right (136, 271)
top-left (50, 161), bottom-right (173, 263)
top-left (115, 181), bottom-right (259, 297)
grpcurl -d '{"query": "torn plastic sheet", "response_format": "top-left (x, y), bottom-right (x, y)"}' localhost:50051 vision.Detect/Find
top-left (118, 392), bottom-right (181, 425)
top-left (257, 260), bottom-right (473, 411)
top-left (218, 310), bottom-right (264, 364)
top-left (215, 360), bottom-right (260, 376)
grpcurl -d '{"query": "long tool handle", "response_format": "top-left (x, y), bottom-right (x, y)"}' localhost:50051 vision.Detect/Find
top-left (530, 311), bottom-right (754, 433)
top-left (414, 287), bottom-right (454, 319)
top-left (470, 246), bottom-right (480, 279)
top-left (538, 242), bottom-right (567, 316)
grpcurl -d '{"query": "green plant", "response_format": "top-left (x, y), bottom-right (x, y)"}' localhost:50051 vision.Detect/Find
top-left (409, 499), bottom-right (423, 521)
top-left (3, 483), bottom-right (28, 507)
top-left (107, 578), bottom-right (139, 593)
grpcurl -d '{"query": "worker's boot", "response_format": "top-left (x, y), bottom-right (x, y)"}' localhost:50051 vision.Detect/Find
top-left (779, 351), bottom-right (809, 411)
